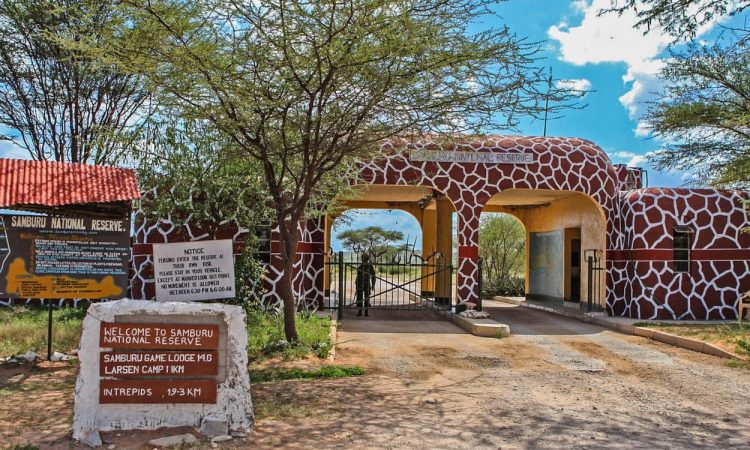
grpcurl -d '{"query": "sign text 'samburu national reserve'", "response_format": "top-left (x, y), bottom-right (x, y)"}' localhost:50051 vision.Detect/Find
top-left (0, 214), bottom-right (130, 299)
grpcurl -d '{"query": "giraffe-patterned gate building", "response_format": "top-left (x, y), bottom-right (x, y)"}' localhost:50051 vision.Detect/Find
top-left (132, 136), bottom-right (750, 320)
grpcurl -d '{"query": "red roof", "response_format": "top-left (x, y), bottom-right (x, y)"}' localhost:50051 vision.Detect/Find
top-left (0, 158), bottom-right (140, 208)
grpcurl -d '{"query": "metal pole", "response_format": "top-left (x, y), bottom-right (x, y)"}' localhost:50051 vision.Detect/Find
top-left (587, 255), bottom-right (594, 313)
top-left (47, 299), bottom-right (53, 361)
top-left (337, 251), bottom-right (344, 321)
top-left (477, 258), bottom-right (483, 312)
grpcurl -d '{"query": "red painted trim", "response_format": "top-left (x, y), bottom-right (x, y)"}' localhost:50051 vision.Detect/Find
top-left (270, 241), bottom-right (325, 254)
top-left (458, 245), bottom-right (479, 259)
top-left (608, 249), bottom-right (750, 261)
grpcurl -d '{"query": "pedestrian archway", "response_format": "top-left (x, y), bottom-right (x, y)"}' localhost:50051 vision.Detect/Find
top-left (481, 189), bottom-right (607, 310)
top-left (324, 185), bottom-right (458, 315)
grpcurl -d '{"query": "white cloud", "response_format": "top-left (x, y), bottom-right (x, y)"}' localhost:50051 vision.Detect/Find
top-left (0, 140), bottom-right (30, 160)
top-left (608, 150), bottom-right (647, 167)
top-left (571, 0), bottom-right (589, 13)
top-left (548, 0), bottom-right (728, 138)
top-left (548, 0), bottom-right (670, 68)
top-left (556, 78), bottom-right (592, 93)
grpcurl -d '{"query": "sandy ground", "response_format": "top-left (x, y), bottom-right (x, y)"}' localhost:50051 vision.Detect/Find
top-left (3, 303), bottom-right (750, 449)
top-left (252, 303), bottom-right (750, 449)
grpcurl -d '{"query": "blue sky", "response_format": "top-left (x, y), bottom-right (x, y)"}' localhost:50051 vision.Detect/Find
top-left (331, 0), bottom-right (746, 250)
top-left (0, 1), bottom-right (742, 249)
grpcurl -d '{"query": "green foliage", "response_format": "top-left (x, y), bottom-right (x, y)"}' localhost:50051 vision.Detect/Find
top-left (336, 226), bottom-right (404, 254)
top-left (0, 306), bottom-right (83, 357)
top-left (232, 240), bottom-right (267, 312)
top-left (0, 0), bottom-right (151, 163)
top-left (135, 119), bottom-right (271, 235)
top-left (482, 275), bottom-right (525, 297)
top-left (604, 0), bottom-right (749, 41)
top-left (249, 365), bottom-right (364, 383)
top-left (643, 31), bottom-right (750, 189)
top-left (246, 309), bottom-right (333, 360)
top-left (479, 213), bottom-right (525, 296)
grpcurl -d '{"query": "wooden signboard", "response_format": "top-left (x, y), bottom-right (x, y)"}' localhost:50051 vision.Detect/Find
top-left (99, 322), bottom-right (220, 404)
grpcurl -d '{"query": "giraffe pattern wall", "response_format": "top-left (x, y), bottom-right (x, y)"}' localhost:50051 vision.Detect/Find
top-left (127, 135), bottom-right (750, 319)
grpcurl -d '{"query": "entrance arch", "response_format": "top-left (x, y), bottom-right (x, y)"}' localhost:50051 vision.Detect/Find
top-left (324, 184), bottom-right (458, 312)
top-left (481, 189), bottom-right (608, 308)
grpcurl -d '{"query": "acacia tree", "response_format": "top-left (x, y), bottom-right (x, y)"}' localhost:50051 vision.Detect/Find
top-left (605, 0), bottom-right (749, 40)
top-left (607, 1), bottom-right (750, 188)
top-left (337, 226), bottom-right (404, 254)
top-left (0, 0), bottom-right (152, 163)
top-left (646, 34), bottom-right (750, 188)
top-left (82, 0), bottom-right (581, 341)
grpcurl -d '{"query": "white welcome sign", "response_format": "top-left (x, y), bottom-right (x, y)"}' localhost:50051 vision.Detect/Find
top-left (410, 149), bottom-right (534, 164)
top-left (153, 240), bottom-right (236, 301)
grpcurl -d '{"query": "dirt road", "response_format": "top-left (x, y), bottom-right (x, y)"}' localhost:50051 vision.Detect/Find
top-left (251, 303), bottom-right (750, 449)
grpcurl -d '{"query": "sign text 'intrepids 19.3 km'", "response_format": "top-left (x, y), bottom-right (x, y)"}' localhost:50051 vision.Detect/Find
top-left (99, 322), bottom-right (220, 404)
top-left (0, 214), bottom-right (130, 299)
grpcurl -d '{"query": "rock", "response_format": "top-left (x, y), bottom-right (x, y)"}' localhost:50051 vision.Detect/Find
top-left (425, 398), bottom-right (438, 404)
top-left (201, 417), bottom-right (229, 438)
top-left (107, 445), bottom-right (116, 449)
top-left (22, 350), bottom-right (38, 362)
top-left (231, 432), bottom-right (247, 438)
top-left (72, 301), bottom-right (253, 440)
top-left (61, 354), bottom-right (76, 361)
top-left (148, 434), bottom-right (198, 448)
top-left (211, 435), bottom-right (233, 443)
top-left (211, 444), bottom-right (218, 449)
top-left (51, 351), bottom-right (65, 362)
top-left (80, 430), bottom-right (102, 448)
top-left (458, 310), bottom-right (490, 319)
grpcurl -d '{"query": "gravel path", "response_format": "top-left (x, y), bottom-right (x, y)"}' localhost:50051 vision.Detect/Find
top-left (251, 304), bottom-right (750, 449)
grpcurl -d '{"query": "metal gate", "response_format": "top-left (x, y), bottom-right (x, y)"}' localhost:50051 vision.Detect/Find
top-left (584, 249), bottom-right (605, 312)
top-left (325, 249), bottom-right (453, 319)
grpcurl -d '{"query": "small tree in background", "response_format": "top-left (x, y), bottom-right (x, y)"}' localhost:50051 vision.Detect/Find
top-left (479, 214), bottom-right (525, 296)
top-left (336, 226), bottom-right (404, 255)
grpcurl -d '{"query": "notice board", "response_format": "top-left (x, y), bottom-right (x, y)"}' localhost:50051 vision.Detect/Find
top-left (153, 240), bottom-right (236, 301)
top-left (0, 214), bottom-right (130, 299)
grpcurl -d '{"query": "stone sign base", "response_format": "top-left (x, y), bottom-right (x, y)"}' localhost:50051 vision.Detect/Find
top-left (72, 300), bottom-right (253, 442)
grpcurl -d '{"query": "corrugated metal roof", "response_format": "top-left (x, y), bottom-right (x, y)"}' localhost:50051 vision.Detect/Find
top-left (0, 158), bottom-right (140, 208)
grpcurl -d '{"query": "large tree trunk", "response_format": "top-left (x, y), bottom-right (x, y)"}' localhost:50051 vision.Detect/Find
top-left (278, 220), bottom-right (300, 343)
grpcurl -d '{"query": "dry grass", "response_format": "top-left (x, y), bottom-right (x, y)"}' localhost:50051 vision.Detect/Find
top-left (635, 321), bottom-right (750, 357)
top-left (0, 306), bottom-right (83, 357)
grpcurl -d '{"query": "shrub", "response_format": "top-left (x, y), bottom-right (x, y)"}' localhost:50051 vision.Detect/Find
top-left (482, 275), bottom-right (525, 297)
top-left (246, 309), bottom-right (333, 361)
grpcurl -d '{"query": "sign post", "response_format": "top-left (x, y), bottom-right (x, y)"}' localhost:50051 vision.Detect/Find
top-left (0, 214), bottom-right (130, 360)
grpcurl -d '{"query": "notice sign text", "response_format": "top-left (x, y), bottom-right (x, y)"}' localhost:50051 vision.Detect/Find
top-left (153, 240), bottom-right (235, 301)
top-left (0, 214), bottom-right (129, 299)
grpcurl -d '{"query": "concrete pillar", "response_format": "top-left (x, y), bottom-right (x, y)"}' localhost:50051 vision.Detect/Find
top-left (435, 197), bottom-right (453, 304)
top-left (421, 208), bottom-right (437, 296)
